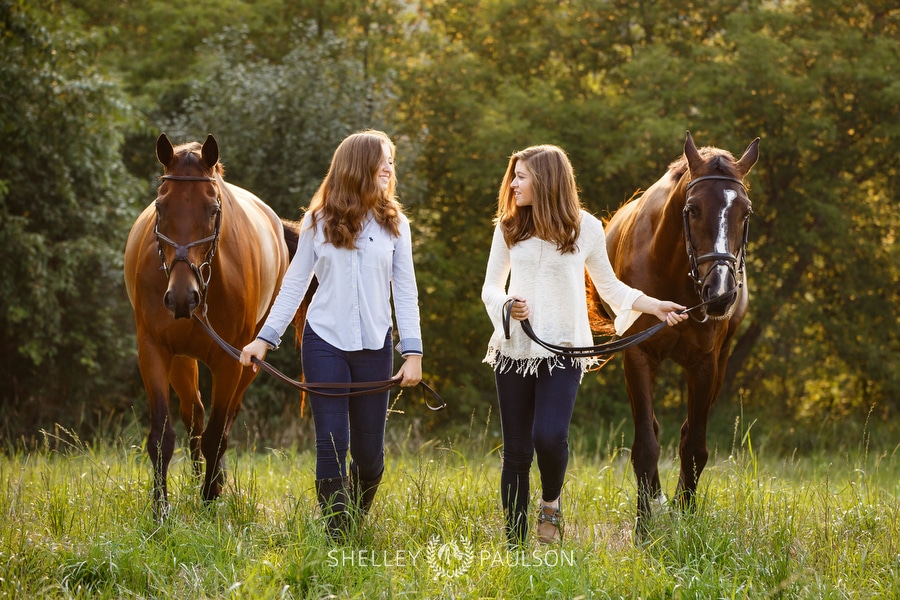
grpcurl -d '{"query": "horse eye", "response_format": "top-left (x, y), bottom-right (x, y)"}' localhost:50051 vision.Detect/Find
top-left (685, 205), bottom-right (699, 218)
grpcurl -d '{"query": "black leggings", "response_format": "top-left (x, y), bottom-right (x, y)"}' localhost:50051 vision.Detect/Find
top-left (495, 358), bottom-right (581, 521)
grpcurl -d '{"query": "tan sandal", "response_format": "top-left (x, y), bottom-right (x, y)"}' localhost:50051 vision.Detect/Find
top-left (537, 504), bottom-right (562, 544)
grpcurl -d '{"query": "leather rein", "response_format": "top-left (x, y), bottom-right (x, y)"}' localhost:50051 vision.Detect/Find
top-left (502, 290), bottom-right (736, 360)
top-left (192, 311), bottom-right (445, 411)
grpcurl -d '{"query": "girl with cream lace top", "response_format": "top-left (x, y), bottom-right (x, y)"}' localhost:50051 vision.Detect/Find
top-left (481, 144), bottom-right (686, 546)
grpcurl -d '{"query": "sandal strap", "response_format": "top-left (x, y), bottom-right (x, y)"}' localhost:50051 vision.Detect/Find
top-left (538, 506), bottom-right (562, 526)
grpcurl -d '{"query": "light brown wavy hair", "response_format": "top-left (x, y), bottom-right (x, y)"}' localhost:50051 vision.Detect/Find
top-left (308, 130), bottom-right (402, 248)
top-left (495, 144), bottom-right (582, 253)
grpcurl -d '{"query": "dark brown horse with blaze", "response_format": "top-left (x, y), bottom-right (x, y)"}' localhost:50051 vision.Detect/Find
top-left (124, 133), bottom-right (295, 518)
top-left (589, 131), bottom-right (760, 535)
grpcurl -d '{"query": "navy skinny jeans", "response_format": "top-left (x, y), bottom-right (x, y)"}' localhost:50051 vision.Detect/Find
top-left (302, 325), bottom-right (392, 481)
top-left (495, 358), bottom-right (581, 521)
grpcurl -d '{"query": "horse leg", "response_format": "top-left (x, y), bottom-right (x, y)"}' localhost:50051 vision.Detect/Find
top-left (675, 363), bottom-right (718, 510)
top-left (624, 350), bottom-right (662, 537)
top-left (199, 362), bottom-right (253, 503)
top-left (676, 319), bottom-right (739, 510)
top-left (139, 345), bottom-right (176, 519)
top-left (169, 356), bottom-right (205, 480)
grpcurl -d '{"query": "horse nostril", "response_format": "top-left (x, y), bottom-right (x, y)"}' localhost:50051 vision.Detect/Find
top-left (701, 266), bottom-right (738, 315)
top-left (164, 290), bottom-right (175, 312)
top-left (163, 288), bottom-right (200, 319)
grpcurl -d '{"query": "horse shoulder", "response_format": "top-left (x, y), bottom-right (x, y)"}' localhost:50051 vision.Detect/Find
top-left (606, 184), bottom-right (674, 295)
top-left (605, 205), bottom-right (647, 275)
top-left (223, 183), bottom-right (285, 239)
top-left (219, 183), bottom-right (290, 321)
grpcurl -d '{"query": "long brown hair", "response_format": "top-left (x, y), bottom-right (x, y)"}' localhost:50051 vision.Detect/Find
top-left (496, 145), bottom-right (582, 253)
top-left (308, 130), bottom-right (402, 248)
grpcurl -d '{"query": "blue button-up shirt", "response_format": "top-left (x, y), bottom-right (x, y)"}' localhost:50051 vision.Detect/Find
top-left (258, 210), bottom-right (423, 356)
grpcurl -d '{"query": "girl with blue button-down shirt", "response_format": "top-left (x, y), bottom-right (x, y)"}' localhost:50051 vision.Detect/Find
top-left (241, 130), bottom-right (422, 539)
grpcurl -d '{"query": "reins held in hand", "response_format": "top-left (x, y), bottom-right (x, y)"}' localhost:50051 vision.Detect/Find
top-left (502, 290), bottom-right (736, 359)
top-left (193, 312), bottom-right (446, 411)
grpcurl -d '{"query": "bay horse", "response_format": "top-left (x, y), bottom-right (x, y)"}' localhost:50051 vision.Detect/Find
top-left (124, 133), bottom-right (296, 518)
top-left (588, 131), bottom-right (760, 535)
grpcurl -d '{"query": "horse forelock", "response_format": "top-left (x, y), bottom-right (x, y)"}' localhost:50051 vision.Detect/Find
top-left (169, 142), bottom-right (225, 178)
top-left (669, 146), bottom-right (739, 183)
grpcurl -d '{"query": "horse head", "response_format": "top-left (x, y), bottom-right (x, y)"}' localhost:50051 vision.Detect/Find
top-left (154, 133), bottom-right (223, 319)
top-left (679, 131), bottom-right (759, 320)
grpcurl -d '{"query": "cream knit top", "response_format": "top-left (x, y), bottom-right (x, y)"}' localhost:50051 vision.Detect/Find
top-left (481, 210), bottom-right (644, 377)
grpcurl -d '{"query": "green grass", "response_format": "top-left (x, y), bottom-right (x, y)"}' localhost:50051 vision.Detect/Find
top-left (1, 419), bottom-right (899, 599)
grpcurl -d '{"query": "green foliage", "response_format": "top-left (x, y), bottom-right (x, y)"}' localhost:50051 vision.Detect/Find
top-left (715, 3), bottom-right (900, 419)
top-left (1, 0), bottom-right (899, 447)
top-left (158, 24), bottom-right (384, 219)
top-left (0, 0), bottom-right (142, 431)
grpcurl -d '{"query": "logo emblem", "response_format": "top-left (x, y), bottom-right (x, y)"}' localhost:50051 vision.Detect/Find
top-left (425, 534), bottom-right (474, 580)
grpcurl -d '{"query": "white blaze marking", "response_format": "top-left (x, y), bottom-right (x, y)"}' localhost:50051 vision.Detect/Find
top-left (715, 190), bottom-right (738, 253)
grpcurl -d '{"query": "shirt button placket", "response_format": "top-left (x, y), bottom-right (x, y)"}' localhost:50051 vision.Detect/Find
top-left (351, 250), bottom-right (361, 347)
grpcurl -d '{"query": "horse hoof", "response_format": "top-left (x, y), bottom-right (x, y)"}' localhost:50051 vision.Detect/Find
top-left (202, 482), bottom-right (223, 504)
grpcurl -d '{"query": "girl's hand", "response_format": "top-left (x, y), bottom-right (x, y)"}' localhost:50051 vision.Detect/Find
top-left (655, 300), bottom-right (688, 326)
top-left (395, 354), bottom-right (422, 387)
top-left (240, 339), bottom-right (269, 372)
top-left (509, 296), bottom-right (530, 321)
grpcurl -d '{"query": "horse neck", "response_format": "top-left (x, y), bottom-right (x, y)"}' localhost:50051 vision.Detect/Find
top-left (214, 176), bottom-right (237, 230)
top-left (651, 182), bottom-right (685, 251)
top-left (647, 181), bottom-right (689, 267)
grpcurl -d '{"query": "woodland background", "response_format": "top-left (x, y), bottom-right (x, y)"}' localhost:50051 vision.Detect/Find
top-left (1, 0), bottom-right (898, 454)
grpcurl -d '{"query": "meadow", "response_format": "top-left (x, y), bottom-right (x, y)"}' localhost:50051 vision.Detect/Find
top-left (1, 413), bottom-right (898, 599)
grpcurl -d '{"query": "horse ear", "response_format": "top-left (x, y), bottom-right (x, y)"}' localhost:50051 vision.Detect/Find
top-left (156, 133), bottom-right (175, 168)
top-left (684, 130), bottom-right (702, 174)
top-left (735, 137), bottom-right (760, 177)
top-left (201, 134), bottom-right (219, 171)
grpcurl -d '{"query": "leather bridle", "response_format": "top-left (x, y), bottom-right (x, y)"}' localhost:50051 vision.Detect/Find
top-left (154, 174), bottom-right (222, 306)
top-left (682, 174), bottom-right (750, 302)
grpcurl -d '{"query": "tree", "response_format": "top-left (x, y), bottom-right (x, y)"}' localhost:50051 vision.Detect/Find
top-left (392, 0), bottom-right (900, 442)
top-left (717, 1), bottom-right (900, 424)
top-left (5, 0), bottom-right (898, 448)
top-left (0, 0), bottom-right (143, 438)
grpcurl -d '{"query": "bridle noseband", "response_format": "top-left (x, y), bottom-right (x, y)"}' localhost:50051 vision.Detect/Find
top-left (154, 174), bottom-right (222, 306)
top-left (682, 174), bottom-right (750, 314)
